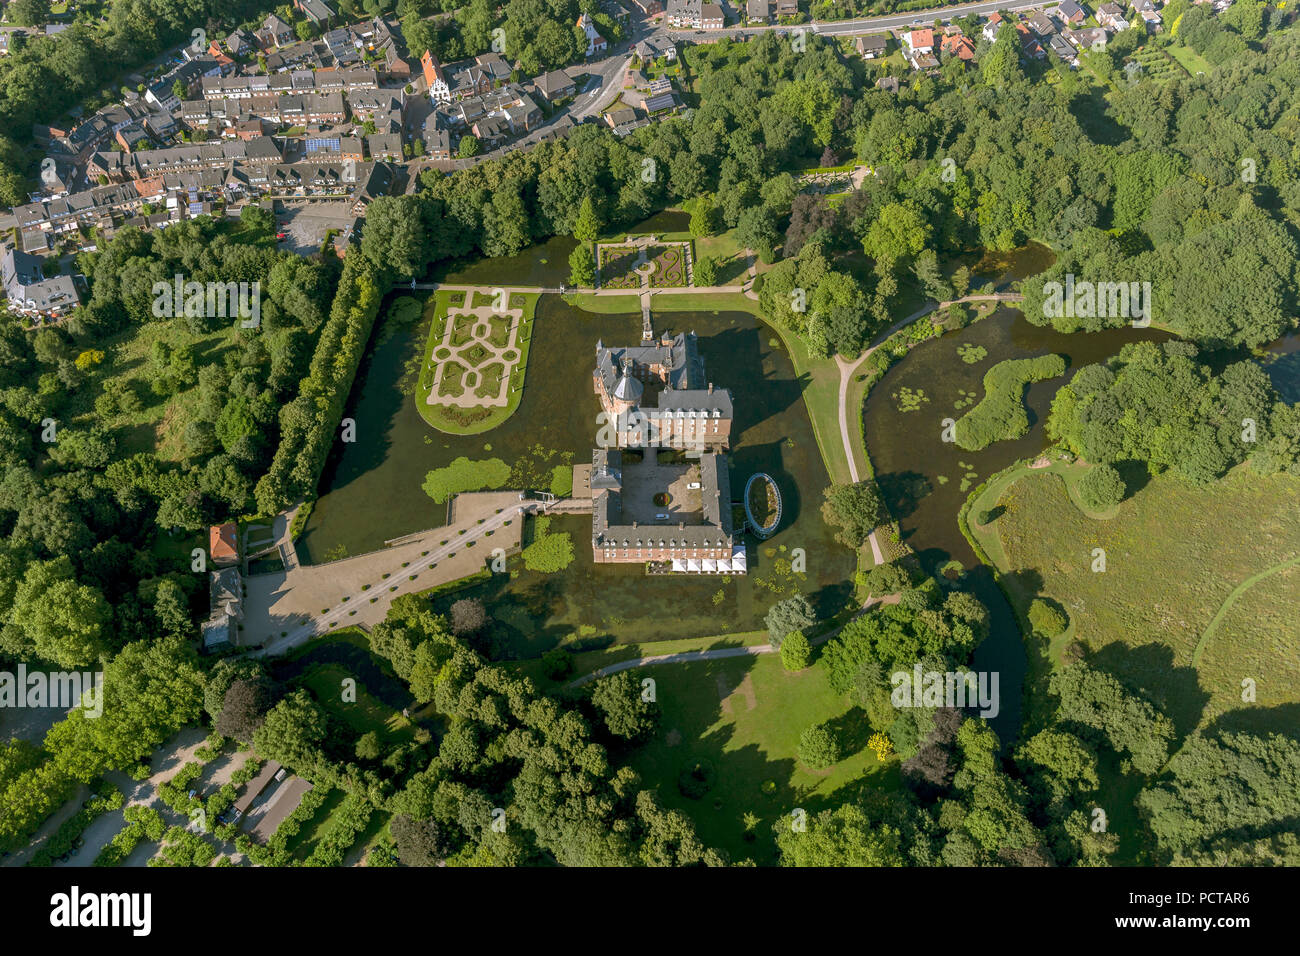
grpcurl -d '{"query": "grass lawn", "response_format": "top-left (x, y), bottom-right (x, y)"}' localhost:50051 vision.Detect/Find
top-left (299, 662), bottom-right (418, 746)
top-left (622, 652), bottom-right (897, 863)
top-left (694, 228), bottom-right (750, 286)
top-left (72, 317), bottom-right (246, 462)
top-left (968, 464), bottom-right (1300, 735)
top-left (414, 290), bottom-right (538, 435)
top-left (1167, 43), bottom-right (1212, 76)
top-left (562, 292), bottom-right (642, 313)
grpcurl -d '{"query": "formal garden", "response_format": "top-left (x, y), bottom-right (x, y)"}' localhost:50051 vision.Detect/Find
top-left (415, 289), bottom-right (537, 435)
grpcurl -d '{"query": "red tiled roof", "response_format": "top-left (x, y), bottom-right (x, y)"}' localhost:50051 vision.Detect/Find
top-left (210, 523), bottom-right (239, 562)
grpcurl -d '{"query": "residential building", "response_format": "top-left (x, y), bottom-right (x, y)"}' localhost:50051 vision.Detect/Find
top-left (210, 523), bottom-right (240, 567)
top-left (367, 133), bottom-right (404, 160)
top-left (1, 247), bottom-right (81, 321)
top-left (1067, 27), bottom-right (1109, 50)
top-left (1096, 2), bottom-right (1130, 30)
top-left (258, 14), bottom-right (295, 49)
top-left (533, 69), bottom-right (577, 103)
top-left (1028, 12), bottom-right (1056, 36)
top-left (747, 0), bottom-right (771, 20)
top-left (227, 28), bottom-right (253, 56)
top-left (856, 34), bottom-right (888, 59)
top-left (635, 36), bottom-right (677, 63)
top-left (607, 107), bottom-right (638, 129)
top-left (1049, 33), bottom-right (1078, 64)
top-left (294, 0), bottom-right (336, 28)
top-left (667, 0), bottom-right (696, 25)
top-left (1056, 0), bottom-right (1087, 24)
top-left (423, 116), bottom-right (451, 160)
top-left (941, 33), bottom-right (976, 61)
top-left (775, 0), bottom-right (799, 17)
top-left (982, 11), bottom-right (1004, 42)
top-left (644, 91), bottom-right (678, 114)
top-left (701, 2), bottom-right (725, 27)
top-left (201, 567), bottom-right (243, 651)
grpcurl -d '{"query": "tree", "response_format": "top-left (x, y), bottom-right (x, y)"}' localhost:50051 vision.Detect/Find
top-left (4, 557), bottom-right (110, 668)
top-left (781, 630), bottom-right (811, 671)
top-left (450, 598), bottom-right (488, 636)
top-left (692, 254), bottom-right (717, 286)
top-left (982, 22), bottom-right (1025, 88)
top-left (568, 243), bottom-right (595, 287)
top-left (572, 195), bottom-right (600, 242)
top-left (689, 196), bottom-right (718, 238)
top-left (797, 723), bottom-right (842, 769)
top-left (8, 0), bottom-right (50, 28)
top-left (1077, 463), bottom-right (1126, 511)
top-left (391, 813), bottom-right (453, 865)
top-left (215, 677), bottom-right (274, 743)
top-left (360, 195), bottom-right (429, 281)
top-left (458, 135), bottom-right (481, 158)
top-left (1027, 599), bottom-right (1068, 638)
top-left (775, 804), bottom-right (906, 866)
top-left (735, 206), bottom-right (779, 263)
top-left (355, 731), bottom-right (382, 761)
top-left (590, 671), bottom-right (659, 742)
top-left (821, 480), bottom-right (884, 548)
top-left (252, 690), bottom-right (328, 772)
top-left (765, 594), bottom-right (816, 647)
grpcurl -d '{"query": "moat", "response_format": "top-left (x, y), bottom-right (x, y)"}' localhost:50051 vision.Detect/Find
top-left (299, 289), bottom-right (856, 656)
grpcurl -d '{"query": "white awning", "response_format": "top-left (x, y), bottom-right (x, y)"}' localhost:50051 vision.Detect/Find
top-left (702, 559), bottom-right (717, 572)
top-left (716, 558), bottom-right (733, 573)
top-left (731, 546), bottom-right (747, 570)
top-left (672, 559), bottom-right (686, 572)
top-left (686, 559), bottom-right (701, 572)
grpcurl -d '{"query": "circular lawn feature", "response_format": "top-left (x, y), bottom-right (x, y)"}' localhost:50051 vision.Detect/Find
top-left (653, 492), bottom-right (672, 507)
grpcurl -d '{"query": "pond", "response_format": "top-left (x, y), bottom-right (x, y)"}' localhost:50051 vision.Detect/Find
top-left (300, 288), bottom-right (855, 657)
top-left (1263, 331), bottom-right (1300, 403)
top-left (862, 308), bottom-right (1173, 744)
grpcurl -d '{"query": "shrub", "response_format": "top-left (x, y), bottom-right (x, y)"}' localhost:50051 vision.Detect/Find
top-left (781, 630), bottom-right (812, 671)
top-left (797, 723), bottom-right (842, 769)
top-left (541, 647), bottom-right (574, 679)
top-left (1077, 463), bottom-right (1126, 512)
top-left (1028, 598), bottom-right (1068, 638)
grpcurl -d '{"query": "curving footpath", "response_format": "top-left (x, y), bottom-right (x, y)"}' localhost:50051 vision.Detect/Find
top-left (568, 593), bottom-right (899, 687)
top-left (836, 293), bottom-right (1024, 565)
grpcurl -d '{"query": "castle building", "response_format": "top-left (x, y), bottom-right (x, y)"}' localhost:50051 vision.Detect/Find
top-left (593, 332), bottom-right (733, 450)
top-left (588, 332), bottom-right (746, 571)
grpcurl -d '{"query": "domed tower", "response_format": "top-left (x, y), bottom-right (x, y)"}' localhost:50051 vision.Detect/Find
top-left (610, 358), bottom-right (643, 415)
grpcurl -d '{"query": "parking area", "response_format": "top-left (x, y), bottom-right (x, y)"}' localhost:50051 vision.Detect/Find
top-left (274, 201), bottom-right (358, 256)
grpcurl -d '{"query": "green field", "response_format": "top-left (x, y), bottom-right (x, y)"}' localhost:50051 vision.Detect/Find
top-left (970, 464), bottom-right (1300, 733)
top-left (622, 652), bottom-right (896, 863)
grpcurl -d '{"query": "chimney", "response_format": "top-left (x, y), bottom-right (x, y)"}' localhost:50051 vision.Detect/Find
top-left (708, 383), bottom-right (713, 394)
top-left (632, 520), bottom-right (638, 528)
